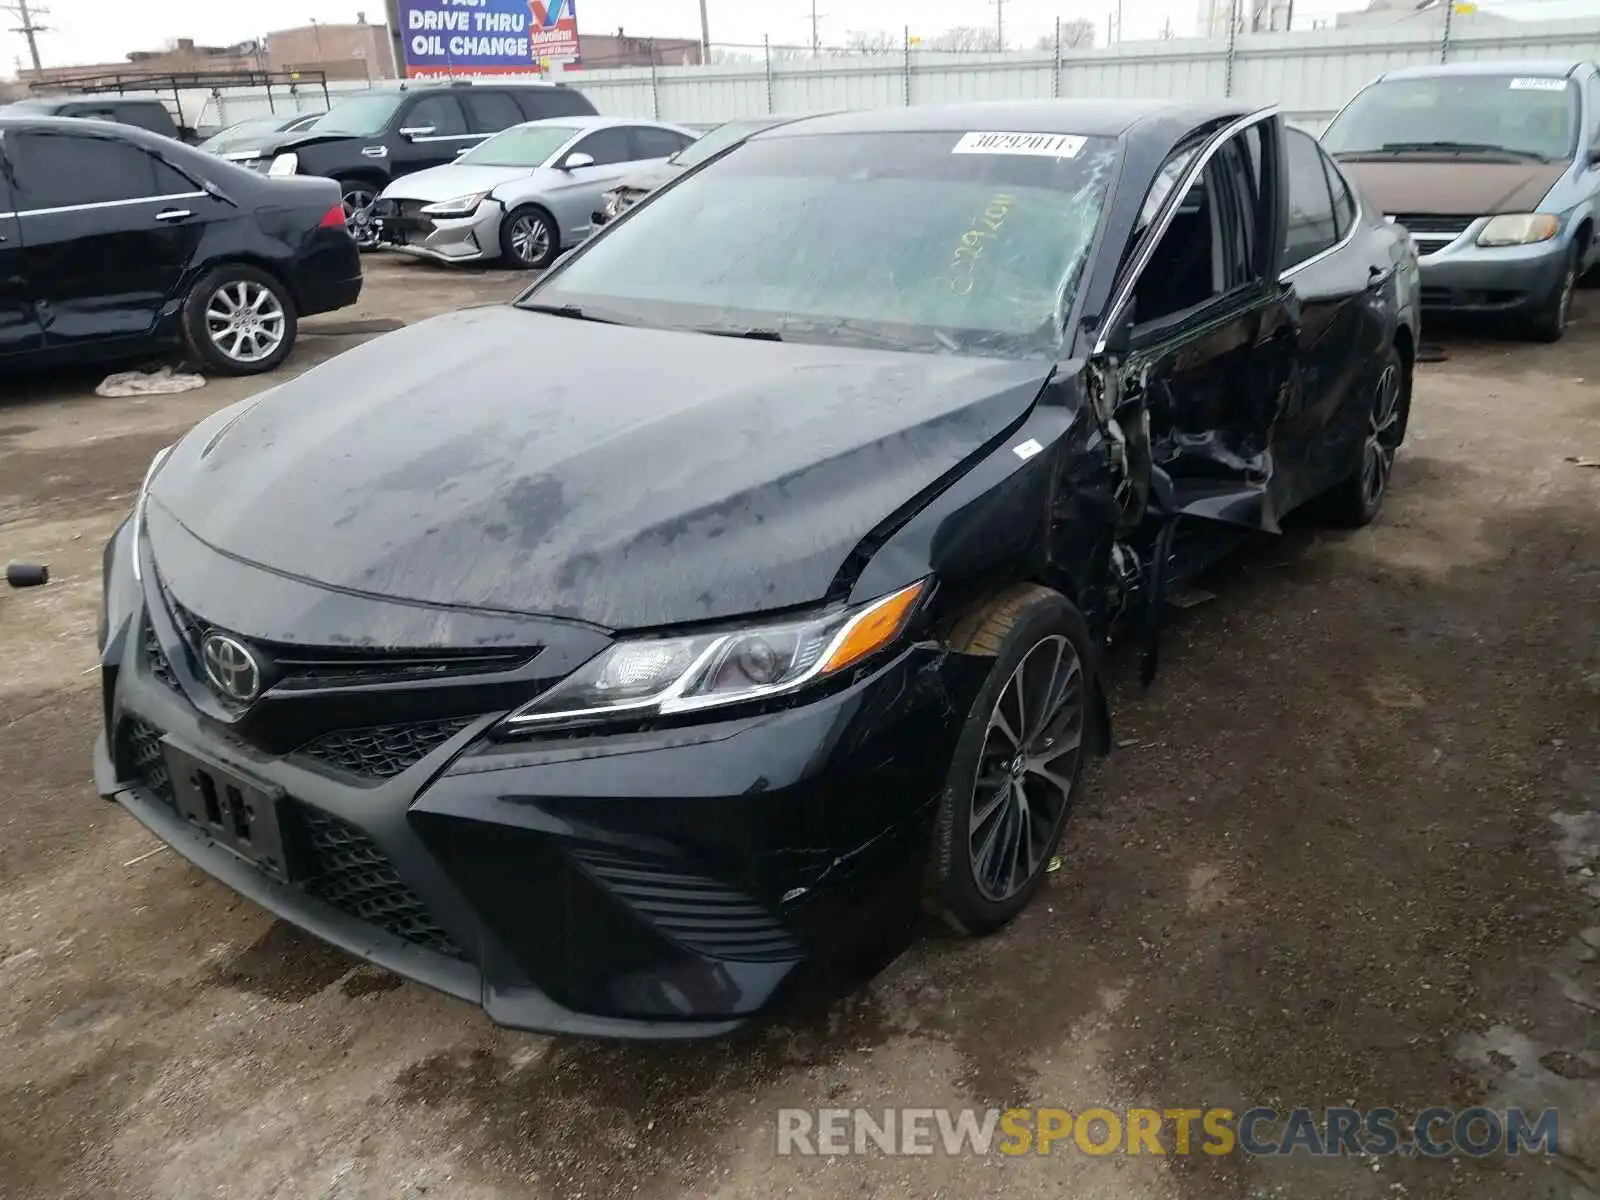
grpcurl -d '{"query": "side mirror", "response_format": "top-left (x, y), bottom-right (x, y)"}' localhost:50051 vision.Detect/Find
top-left (398, 125), bottom-right (436, 141)
top-left (562, 151), bottom-right (595, 170)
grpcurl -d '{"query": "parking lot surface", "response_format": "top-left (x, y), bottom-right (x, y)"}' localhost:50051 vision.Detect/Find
top-left (1, 255), bottom-right (1597, 1200)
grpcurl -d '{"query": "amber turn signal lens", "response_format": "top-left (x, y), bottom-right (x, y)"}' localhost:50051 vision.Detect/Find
top-left (820, 580), bottom-right (927, 675)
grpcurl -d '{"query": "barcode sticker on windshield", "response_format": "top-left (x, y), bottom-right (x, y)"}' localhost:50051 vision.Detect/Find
top-left (952, 131), bottom-right (1086, 159)
top-left (1509, 77), bottom-right (1566, 91)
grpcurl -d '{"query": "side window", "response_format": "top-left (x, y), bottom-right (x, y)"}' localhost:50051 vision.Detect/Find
top-left (1322, 150), bottom-right (1358, 239)
top-left (569, 128), bottom-right (631, 167)
top-left (10, 133), bottom-right (194, 211)
top-left (628, 126), bottom-right (691, 160)
top-left (523, 88), bottom-right (596, 119)
top-left (404, 95), bottom-right (468, 137)
top-left (116, 104), bottom-right (171, 134)
top-left (463, 91), bottom-right (524, 134)
top-left (1283, 128), bottom-right (1339, 270)
top-left (1129, 126), bottom-right (1263, 326)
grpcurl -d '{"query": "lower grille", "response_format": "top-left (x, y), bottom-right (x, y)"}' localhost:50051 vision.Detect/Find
top-left (122, 717), bottom-right (174, 807)
top-left (571, 846), bottom-right (801, 963)
top-left (298, 805), bottom-right (464, 959)
top-left (296, 719), bottom-right (472, 780)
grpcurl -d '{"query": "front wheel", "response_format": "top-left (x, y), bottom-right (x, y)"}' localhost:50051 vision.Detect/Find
top-left (499, 205), bottom-right (559, 270)
top-left (180, 265), bottom-right (298, 376)
top-left (1523, 244), bottom-right (1577, 343)
top-left (925, 585), bottom-right (1092, 937)
top-left (337, 179), bottom-right (381, 250)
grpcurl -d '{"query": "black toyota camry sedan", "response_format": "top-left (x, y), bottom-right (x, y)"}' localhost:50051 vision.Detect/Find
top-left (94, 100), bottom-right (1419, 1039)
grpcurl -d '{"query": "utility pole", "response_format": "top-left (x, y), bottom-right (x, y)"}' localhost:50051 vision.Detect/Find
top-left (808, 0), bottom-right (822, 55)
top-left (991, 0), bottom-right (1006, 49)
top-left (697, 0), bottom-right (710, 63)
top-left (2, 0), bottom-right (48, 73)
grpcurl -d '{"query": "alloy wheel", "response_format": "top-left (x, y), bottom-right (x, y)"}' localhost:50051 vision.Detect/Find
top-left (342, 187), bottom-right (378, 247)
top-left (510, 213), bottom-right (551, 267)
top-left (205, 280), bottom-right (287, 365)
top-left (968, 634), bottom-right (1085, 902)
top-left (1361, 362), bottom-right (1402, 510)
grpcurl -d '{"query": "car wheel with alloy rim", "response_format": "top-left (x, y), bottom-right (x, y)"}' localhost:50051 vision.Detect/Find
top-left (500, 205), bottom-right (560, 270)
top-left (1525, 243), bottom-right (1578, 343)
top-left (180, 265), bottom-right (299, 377)
top-left (926, 584), bottom-right (1091, 936)
top-left (338, 179), bottom-right (381, 250)
top-left (1327, 341), bottom-right (1406, 527)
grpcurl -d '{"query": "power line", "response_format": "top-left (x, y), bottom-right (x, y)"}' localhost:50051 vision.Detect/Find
top-left (1, 0), bottom-right (48, 72)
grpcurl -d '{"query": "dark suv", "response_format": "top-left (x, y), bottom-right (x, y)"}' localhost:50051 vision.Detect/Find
top-left (0, 95), bottom-right (191, 142)
top-left (240, 81), bottom-right (598, 246)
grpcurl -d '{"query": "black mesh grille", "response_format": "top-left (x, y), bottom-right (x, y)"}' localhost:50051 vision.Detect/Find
top-left (144, 628), bottom-right (181, 692)
top-left (122, 717), bottom-right (173, 807)
top-left (298, 806), bottom-right (464, 959)
top-left (571, 846), bottom-right (801, 963)
top-left (296, 720), bottom-right (472, 780)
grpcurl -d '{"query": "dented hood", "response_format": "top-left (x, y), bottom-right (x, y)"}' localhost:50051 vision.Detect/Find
top-left (147, 307), bottom-right (1049, 631)
top-left (1335, 158), bottom-right (1567, 217)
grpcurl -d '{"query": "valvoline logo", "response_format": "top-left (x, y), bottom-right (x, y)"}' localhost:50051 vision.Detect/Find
top-left (529, 0), bottom-right (580, 60)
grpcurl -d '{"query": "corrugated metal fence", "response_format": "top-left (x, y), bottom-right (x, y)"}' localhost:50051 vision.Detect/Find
top-left (194, 18), bottom-right (1600, 133)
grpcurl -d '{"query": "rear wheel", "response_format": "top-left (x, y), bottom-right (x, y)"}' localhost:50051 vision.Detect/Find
top-left (181, 265), bottom-right (297, 376)
top-left (500, 205), bottom-right (559, 270)
top-left (1325, 342), bottom-right (1405, 527)
top-left (337, 178), bottom-right (381, 250)
top-left (925, 585), bottom-right (1091, 937)
top-left (1523, 243), bottom-right (1577, 343)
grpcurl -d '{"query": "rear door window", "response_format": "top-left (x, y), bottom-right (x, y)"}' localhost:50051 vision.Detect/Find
top-left (520, 88), bottom-right (597, 119)
top-left (1322, 149), bottom-right (1358, 238)
top-left (1283, 128), bottom-right (1339, 269)
top-left (629, 126), bottom-right (692, 160)
top-left (10, 132), bottom-right (195, 211)
top-left (114, 104), bottom-right (173, 134)
top-left (463, 91), bottom-right (524, 134)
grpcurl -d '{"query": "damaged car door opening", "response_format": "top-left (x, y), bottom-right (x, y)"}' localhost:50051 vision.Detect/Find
top-left (92, 99), bottom-right (1420, 1040)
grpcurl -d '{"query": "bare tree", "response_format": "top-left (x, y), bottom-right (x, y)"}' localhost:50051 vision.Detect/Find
top-left (843, 29), bottom-right (900, 55)
top-left (1036, 18), bottom-right (1095, 51)
top-left (924, 25), bottom-right (1001, 53)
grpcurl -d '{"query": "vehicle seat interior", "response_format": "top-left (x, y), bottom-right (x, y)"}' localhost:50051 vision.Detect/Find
top-left (1132, 181), bottom-right (1218, 324)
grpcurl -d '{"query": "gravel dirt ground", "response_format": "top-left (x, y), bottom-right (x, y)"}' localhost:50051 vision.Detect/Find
top-left (1, 255), bottom-right (1597, 1200)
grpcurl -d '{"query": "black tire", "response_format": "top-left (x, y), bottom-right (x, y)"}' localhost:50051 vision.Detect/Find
top-left (499, 205), bottom-right (560, 270)
top-left (1523, 243), bottom-right (1578, 343)
top-left (925, 584), bottom-right (1093, 937)
top-left (180, 264), bottom-right (298, 377)
top-left (1325, 340), bottom-right (1406, 528)
top-left (336, 177), bottom-right (382, 251)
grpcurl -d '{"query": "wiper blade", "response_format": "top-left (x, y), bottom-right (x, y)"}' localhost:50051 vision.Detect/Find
top-left (1372, 141), bottom-right (1548, 160)
top-left (520, 302), bottom-right (630, 326)
top-left (694, 325), bottom-right (784, 341)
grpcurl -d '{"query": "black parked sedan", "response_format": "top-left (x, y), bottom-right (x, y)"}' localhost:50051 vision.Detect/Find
top-left (0, 115), bottom-right (361, 376)
top-left (94, 99), bottom-right (1417, 1039)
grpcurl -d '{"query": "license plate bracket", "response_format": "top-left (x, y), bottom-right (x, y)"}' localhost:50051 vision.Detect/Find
top-left (163, 742), bottom-right (300, 883)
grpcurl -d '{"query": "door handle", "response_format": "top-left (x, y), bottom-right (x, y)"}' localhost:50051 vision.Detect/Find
top-left (155, 209), bottom-right (193, 223)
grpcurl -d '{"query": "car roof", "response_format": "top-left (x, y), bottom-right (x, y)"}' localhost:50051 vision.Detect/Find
top-left (762, 98), bottom-right (1259, 142)
top-left (0, 112), bottom-right (178, 148)
top-left (1379, 59), bottom-right (1585, 82)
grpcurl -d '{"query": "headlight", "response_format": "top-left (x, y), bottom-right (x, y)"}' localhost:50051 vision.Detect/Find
top-left (130, 444), bottom-right (175, 583)
top-left (503, 580), bottom-right (927, 730)
top-left (420, 192), bottom-right (488, 218)
top-left (1476, 213), bottom-right (1560, 247)
top-left (267, 152), bottom-right (299, 177)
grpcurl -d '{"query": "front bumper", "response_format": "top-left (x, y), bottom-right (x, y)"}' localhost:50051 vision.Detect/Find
top-left (95, 527), bottom-right (969, 1038)
top-left (1414, 226), bottom-right (1570, 315)
top-left (373, 199), bottom-right (501, 265)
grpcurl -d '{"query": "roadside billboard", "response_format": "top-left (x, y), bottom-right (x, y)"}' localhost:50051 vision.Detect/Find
top-left (398, 0), bottom-right (581, 77)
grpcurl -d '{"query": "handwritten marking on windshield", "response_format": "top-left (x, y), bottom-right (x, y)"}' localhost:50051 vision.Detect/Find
top-left (948, 193), bottom-right (1015, 296)
top-left (952, 131), bottom-right (1087, 158)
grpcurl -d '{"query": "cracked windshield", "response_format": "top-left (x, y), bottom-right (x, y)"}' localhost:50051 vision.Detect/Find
top-left (527, 130), bottom-right (1119, 359)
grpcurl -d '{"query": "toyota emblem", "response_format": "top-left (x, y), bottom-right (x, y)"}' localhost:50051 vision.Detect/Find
top-left (200, 632), bottom-right (262, 704)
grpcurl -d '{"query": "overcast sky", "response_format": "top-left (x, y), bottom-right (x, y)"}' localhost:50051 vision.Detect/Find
top-left (6, 0), bottom-right (1597, 73)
